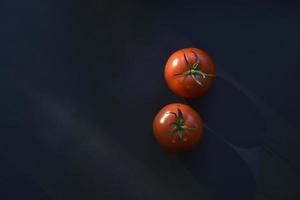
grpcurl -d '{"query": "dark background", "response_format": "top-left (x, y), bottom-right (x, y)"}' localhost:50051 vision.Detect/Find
top-left (1, 0), bottom-right (300, 199)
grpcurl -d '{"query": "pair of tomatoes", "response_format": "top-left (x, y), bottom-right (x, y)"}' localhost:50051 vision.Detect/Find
top-left (153, 48), bottom-right (215, 153)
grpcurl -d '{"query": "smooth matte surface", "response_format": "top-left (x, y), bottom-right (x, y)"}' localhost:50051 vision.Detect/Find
top-left (1, 1), bottom-right (300, 199)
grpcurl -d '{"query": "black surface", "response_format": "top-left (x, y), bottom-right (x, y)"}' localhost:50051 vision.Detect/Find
top-left (1, 0), bottom-right (300, 200)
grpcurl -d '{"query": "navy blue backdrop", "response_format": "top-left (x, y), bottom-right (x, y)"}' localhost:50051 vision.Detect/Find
top-left (1, 0), bottom-right (300, 199)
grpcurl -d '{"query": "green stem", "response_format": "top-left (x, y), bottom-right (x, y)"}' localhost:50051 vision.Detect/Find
top-left (174, 51), bottom-right (214, 86)
top-left (164, 108), bottom-right (196, 142)
top-left (174, 71), bottom-right (191, 76)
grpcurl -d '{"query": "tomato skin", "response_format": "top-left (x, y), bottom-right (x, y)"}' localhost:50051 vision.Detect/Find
top-left (164, 48), bottom-right (215, 99)
top-left (152, 103), bottom-right (203, 153)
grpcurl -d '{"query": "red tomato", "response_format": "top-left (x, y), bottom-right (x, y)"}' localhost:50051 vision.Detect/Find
top-left (164, 47), bottom-right (215, 98)
top-left (153, 103), bottom-right (203, 153)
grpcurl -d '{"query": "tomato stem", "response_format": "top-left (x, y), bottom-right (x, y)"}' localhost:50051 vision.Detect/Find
top-left (175, 50), bottom-right (215, 86)
top-left (164, 108), bottom-right (195, 141)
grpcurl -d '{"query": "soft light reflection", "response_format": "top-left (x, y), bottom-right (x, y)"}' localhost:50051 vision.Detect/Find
top-left (172, 58), bottom-right (178, 66)
top-left (160, 112), bottom-right (169, 124)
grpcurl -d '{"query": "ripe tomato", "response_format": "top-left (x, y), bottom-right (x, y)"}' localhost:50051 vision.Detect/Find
top-left (164, 47), bottom-right (215, 98)
top-left (153, 103), bottom-right (203, 153)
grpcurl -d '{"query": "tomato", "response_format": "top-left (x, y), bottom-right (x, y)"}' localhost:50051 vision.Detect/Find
top-left (153, 103), bottom-right (203, 153)
top-left (164, 47), bottom-right (215, 98)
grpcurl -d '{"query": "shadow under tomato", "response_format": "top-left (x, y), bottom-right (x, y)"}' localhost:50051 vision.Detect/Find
top-left (187, 76), bottom-right (266, 148)
top-left (178, 128), bottom-right (256, 200)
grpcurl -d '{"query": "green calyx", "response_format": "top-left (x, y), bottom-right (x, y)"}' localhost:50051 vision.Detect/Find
top-left (174, 50), bottom-right (214, 86)
top-left (165, 108), bottom-right (195, 141)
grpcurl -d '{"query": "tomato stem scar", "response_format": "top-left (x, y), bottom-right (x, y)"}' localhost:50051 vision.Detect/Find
top-left (164, 108), bottom-right (195, 141)
top-left (174, 50), bottom-right (215, 86)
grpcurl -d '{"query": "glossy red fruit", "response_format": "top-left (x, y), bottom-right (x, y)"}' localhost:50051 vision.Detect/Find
top-left (164, 47), bottom-right (215, 98)
top-left (153, 103), bottom-right (203, 153)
